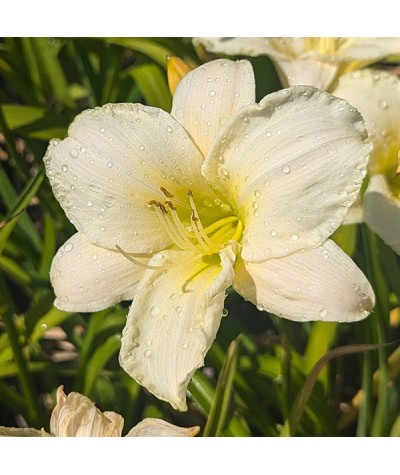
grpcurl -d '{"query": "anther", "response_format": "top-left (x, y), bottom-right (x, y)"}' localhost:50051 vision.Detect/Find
top-left (166, 200), bottom-right (176, 211)
top-left (160, 187), bottom-right (174, 198)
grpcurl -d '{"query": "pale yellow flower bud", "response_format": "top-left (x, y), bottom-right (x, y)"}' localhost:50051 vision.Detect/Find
top-left (167, 56), bottom-right (193, 95)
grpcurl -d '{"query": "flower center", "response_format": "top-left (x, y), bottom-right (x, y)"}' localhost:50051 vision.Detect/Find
top-left (148, 187), bottom-right (243, 256)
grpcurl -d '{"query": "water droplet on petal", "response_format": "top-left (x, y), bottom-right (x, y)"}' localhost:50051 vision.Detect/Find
top-left (166, 125), bottom-right (173, 133)
top-left (182, 342), bottom-right (188, 349)
top-left (144, 350), bottom-right (152, 358)
top-left (40, 323), bottom-right (48, 330)
top-left (222, 308), bottom-right (228, 317)
top-left (65, 243), bottom-right (73, 252)
top-left (319, 308), bottom-right (328, 318)
top-left (87, 200), bottom-right (93, 207)
top-left (377, 99), bottom-right (388, 109)
top-left (107, 162), bottom-right (113, 168)
top-left (290, 234), bottom-right (298, 241)
top-left (91, 254), bottom-right (98, 261)
top-left (281, 165), bottom-right (290, 174)
top-left (150, 305), bottom-right (161, 317)
top-left (209, 90), bottom-right (216, 97)
top-left (69, 148), bottom-right (79, 158)
top-left (270, 230), bottom-right (277, 237)
top-left (254, 190), bottom-right (261, 198)
top-left (62, 164), bottom-right (68, 172)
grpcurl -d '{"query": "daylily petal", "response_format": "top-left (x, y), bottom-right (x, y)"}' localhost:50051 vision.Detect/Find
top-left (126, 418), bottom-right (200, 437)
top-left (50, 386), bottom-right (124, 437)
top-left (203, 86), bottom-right (370, 262)
top-left (334, 69), bottom-right (400, 176)
top-left (233, 239), bottom-right (374, 322)
top-left (274, 59), bottom-right (338, 90)
top-left (335, 37), bottom-right (400, 60)
top-left (193, 37), bottom-right (278, 58)
top-left (44, 103), bottom-right (215, 253)
top-left (171, 59), bottom-right (255, 157)
top-left (50, 232), bottom-right (145, 312)
top-left (364, 175), bottom-right (400, 254)
top-left (120, 244), bottom-right (237, 411)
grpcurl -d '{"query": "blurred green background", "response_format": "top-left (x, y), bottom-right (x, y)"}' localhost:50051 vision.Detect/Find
top-left (0, 37), bottom-right (399, 436)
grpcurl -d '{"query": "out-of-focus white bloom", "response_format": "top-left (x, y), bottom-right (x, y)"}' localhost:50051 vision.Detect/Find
top-left (194, 37), bottom-right (400, 91)
top-left (334, 69), bottom-right (400, 253)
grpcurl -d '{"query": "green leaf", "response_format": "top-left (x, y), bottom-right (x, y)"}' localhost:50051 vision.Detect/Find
top-left (127, 63), bottom-right (172, 111)
top-left (203, 337), bottom-right (241, 436)
top-left (82, 334), bottom-right (121, 396)
top-left (0, 166), bottom-right (44, 256)
top-left (1, 104), bottom-right (45, 129)
top-left (104, 38), bottom-right (171, 67)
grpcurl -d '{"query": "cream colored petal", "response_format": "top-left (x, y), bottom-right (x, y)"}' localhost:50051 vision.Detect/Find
top-left (50, 386), bottom-right (124, 437)
top-left (343, 192), bottom-right (364, 225)
top-left (171, 59), bottom-right (255, 157)
top-left (337, 37), bottom-right (400, 60)
top-left (193, 37), bottom-right (273, 57)
top-left (274, 59), bottom-right (338, 90)
top-left (126, 418), bottom-right (200, 437)
top-left (203, 86), bottom-right (370, 262)
top-left (50, 232), bottom-right (145, 312)
top-left (120, 244), bottom-right (237, 411)
top-left (44, 103), bottom-right (214, 253)
top-left (334, 69), bottom-right (400, 176)
top-left (233, 239), bottom-right (374, 322)
top-left (364, 174), bottom-right (400, 254)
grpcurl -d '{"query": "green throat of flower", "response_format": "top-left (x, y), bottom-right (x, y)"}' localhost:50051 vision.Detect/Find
top-left (115, 187), bottom-right (243, 270)
top-left (148, 188), bottom-right (243, 255)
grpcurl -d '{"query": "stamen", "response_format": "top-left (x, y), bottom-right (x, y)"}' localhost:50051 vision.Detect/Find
top-left (153, 204), bottom-right (195, 250)
top-left (115, 245), bottom-right (170, 270)
top-left (160, 187), bottom-right (174, 198)
top-left (188, 190), bottom-right (221, 252)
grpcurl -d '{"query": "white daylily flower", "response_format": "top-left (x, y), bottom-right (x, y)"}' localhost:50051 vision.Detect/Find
top-left (44, 59), bottom-right (374, 411)
top-left (194, 37), bottom-right (400, 91)
top-left (334, 69), bottom-right (400, 253)
top-left (0, 386), bottom-right (199, 437)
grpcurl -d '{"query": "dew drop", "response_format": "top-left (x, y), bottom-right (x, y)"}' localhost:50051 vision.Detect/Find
top-left (62, 164), bottom-right (68, 172)
top-left (87, 200), bottom-right (93, 207)
top-left (80, 146), bottom-right (86, 153)
top-left (107, 162), bottom-right (113, 168)
top-left (40, 323), bottom-right (48, 330)
top-left (256, 304), bottom-right (264, 311)
top-left (100, 127), bottom-right (105, 133)
top-left (290, 234), bottom-right (299, 241)
top-left (220, 168), bottom-right (230, 178)
top-left (222, 308), bottom-right (228, 317)
top-left (166, 125), bottom-right (173, 133)
top-left (69, 148), bottom-right (79, 158)
top-left (377, 99), bottom-right (388, 109)
top-left (254, 190), bottom-right (261, 198)
top-left (65, 243), bottom-right (73, 252)
top-left (319, 308), bottom-right (328, 318)
top-left (281, 165), bottom-right (290, 174)
top-left (139, 145), bottom-right (145, 151)
top-left (182, 342), bottom-right (188, 349)
top-left (144, 350), bottom-right (152, 358)
top-left (270, 230), bottom-right (277, 237)
top-left (208, 90), bottom-right (216, 97)
top-left (150, 305), bottom-right (161, 317)
top-left (91, 254), bottom-right (98, 261)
